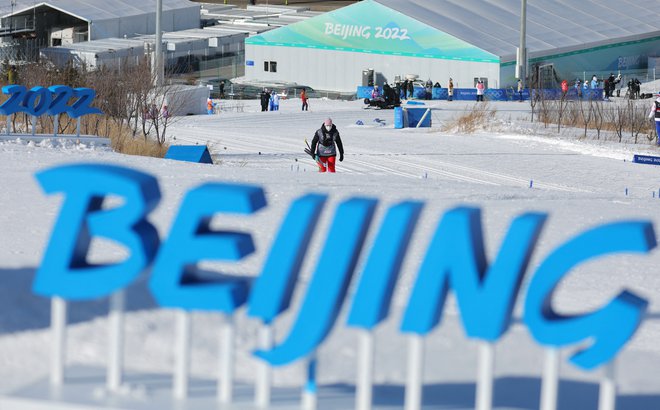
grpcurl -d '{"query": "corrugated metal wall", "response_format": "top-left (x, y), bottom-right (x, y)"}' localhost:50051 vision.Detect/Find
top-left (91, 7), bottom-right (200, 40)
top-left (245, 45), bottom-right (500, 92)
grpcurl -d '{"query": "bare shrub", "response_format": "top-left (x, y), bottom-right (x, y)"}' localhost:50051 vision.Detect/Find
top-left (111, 127), bottom-right (169, 158)
top-left (442, 103), bottom-right (497, 133)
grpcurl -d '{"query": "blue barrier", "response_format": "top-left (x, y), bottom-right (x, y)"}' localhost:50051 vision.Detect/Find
top-left (633, 155), bottom-right (660, 166)
top-left (357, 86), bottom-right (604, 101)
top-left (406, 108), bottom-right (432, 128)
top-left (165, 145), bottom-right (214, 164)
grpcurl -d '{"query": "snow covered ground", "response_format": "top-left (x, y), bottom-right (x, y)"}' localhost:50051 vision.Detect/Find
top-left (0, 92), bottom-right (660, 409)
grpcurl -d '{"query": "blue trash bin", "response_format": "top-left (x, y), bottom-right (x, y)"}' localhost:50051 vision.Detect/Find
top-left (394, 107), bottom-right (404, 129)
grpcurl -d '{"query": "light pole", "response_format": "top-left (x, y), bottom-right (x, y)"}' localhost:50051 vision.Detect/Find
top-left (517, 0), bottom-right (527, 86)
top-left (10, 0), bottom-right (15, 33)
top-left (154, 0), bottom-right (163, 86)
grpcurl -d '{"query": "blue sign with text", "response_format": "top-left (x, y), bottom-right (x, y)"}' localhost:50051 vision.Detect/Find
top-left (633, 154), bottom-right (660, 166)
top-left (1, 85), bottom-right (102, 118)
top-left (32, 163), bottom-right (656, 370)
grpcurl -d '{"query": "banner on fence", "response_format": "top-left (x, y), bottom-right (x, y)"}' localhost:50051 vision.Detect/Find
top-left (633, 154), bottom-right (660, 165)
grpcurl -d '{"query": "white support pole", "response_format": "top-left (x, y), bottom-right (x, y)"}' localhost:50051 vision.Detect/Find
top-left (356, 330), bottom-right (375, 410)
top-left (53, 115), bottom-right (59, 137)
top-left (31, 115), bottom-right (36, 136)
top-left (50, 297), bottom-right (67, 386)
top-left (404, 335), bottom-right (424, 410)
top-left (255, 324), bottom-right (273, 407)
top-left (106, 291), bottom-right (125, 392)
top-left (476, 342), bottom-right (495, 410)
top-left (174, 310), bottom-right (191, 400)
top-left (218, 314), bottom-right (234, 403)
top-left (540, 348), bottom-right (560, 410)
top-left (6, 115), bottom-right (10, 135)
top-left (598, 361), bottom-right (616, 410)
top-left (76, 117), bottom-right (81, 138)
top-left (415, 109), bottom-right (431, 128)
top-left (301, 354), bottom-right (318, 410)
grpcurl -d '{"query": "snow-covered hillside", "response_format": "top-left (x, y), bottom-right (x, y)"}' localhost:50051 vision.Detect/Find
top-left (0, 94), bottom-right (660, 409)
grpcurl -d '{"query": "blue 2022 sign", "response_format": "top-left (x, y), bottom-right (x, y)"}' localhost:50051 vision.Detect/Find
top-left (32, 163), bottom-right (656, 371)
top-left (0, 85), bottom-right (102, 118)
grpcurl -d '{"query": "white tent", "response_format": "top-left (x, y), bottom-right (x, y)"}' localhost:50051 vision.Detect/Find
top-left (374, 0), bottom-right (660, 62)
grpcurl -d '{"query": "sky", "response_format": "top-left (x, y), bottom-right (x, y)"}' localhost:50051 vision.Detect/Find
top-left (0, 91), bottom-right (660, 409)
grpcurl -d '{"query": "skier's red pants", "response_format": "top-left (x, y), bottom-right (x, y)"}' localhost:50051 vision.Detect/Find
top-left (318, 156), bottom-right (336, 173)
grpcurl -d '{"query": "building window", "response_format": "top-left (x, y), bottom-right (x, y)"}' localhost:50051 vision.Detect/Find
top-left (263, 61), bottom-right (278, 73)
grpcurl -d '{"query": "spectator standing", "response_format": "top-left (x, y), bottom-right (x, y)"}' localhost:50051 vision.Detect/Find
top-left (402, 79), bottom-right (409, 99)
top-left (517, 79), bottom-right (524, 102)
top-left (590, 75), bottom-right (598, 90)
top-left (219, 80), bottom-right (226, 99)
top-left (425, 79), bottom-right (433, 100)
top-left (7, 65), bottom-right (17, 84)
top-left (476, 80), bottom-right (485, 102)
top-left (260, 88), bottom-right (270, 111)
top-left (574, 79), bottom-right (582, 99)
top-left (407, 80), bottom-right (414, 99)
top-left (649, 91), bottom-right (660, 145)
top-left (301, 89), bottom-right (309, 111)
top-left (448, 78), bottom-right (454, 101)
top-left (271, 91), bottom-right (280, 111)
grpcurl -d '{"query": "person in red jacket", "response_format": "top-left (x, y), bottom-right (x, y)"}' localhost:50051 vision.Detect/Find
top-left (301, 89), bottom-right (309, 111)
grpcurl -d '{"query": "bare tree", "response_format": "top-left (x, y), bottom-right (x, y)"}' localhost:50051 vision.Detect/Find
top-left (577, 98), bottom-right (593, 139)
top-left (609, 103), bottom-right (626, 143)
top-left (556, 89), bottom-right (569, 133)
top-left (591, 99), bottom-right (604, 139)
top-left (630, 101), bottom-right (650, 144)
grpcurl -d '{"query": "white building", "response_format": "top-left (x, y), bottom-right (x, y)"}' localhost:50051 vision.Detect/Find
top-left (244, 0), bottom-right (660, 92)
top-left (0, 0), bottom-right (200, 61)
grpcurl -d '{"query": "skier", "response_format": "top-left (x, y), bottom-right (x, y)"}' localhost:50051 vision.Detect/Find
top-left (649, 91), bottom-right (660, 146)
top-left (310, 118), bottom-right (344, 173)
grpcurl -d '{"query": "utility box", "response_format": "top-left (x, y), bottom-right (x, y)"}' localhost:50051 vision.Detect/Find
top-left (362, 69), bottom-right (374, 86)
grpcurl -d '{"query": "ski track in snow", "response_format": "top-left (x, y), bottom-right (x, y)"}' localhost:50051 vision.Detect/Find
top-left (169, 103), bottom-right (593, 191)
